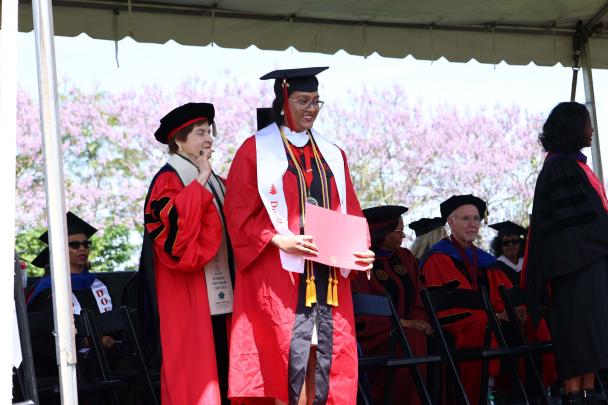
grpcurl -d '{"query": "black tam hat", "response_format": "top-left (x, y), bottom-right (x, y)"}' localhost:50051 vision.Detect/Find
top-left (489, 221), bottom-right (526, 237)
top-left (408, 217), bottom-right (446, 237)
top-left (257, 108), bottom-right (274, 131)
top-left (362, 205), bottom-right (408, 246)
top-left (260, 67), bottom-right (328, 130)
top-left (39, 211), bottom-right (97, 244)
top-left (440, 194), bottom-right (488, 222)
top-left (154, 102), bottom-right (215, 144)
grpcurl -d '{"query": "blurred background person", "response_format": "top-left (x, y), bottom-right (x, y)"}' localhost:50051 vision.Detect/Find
top-left (489, 221), bottom-right (526, 286)
top-left (409, 217), bottom-right (447, 260)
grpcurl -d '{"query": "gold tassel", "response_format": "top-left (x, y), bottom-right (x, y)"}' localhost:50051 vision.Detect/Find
top-left (305, 262), bottom-right (317, 307)
top-left (332, 268), bottom-right (339, 307)
top-left (327, 270), bottom-right (334, 306)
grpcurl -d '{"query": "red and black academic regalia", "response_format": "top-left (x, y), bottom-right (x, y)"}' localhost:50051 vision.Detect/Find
top-left (419, 237), bottom-right (512, 405)
top-left (224, 134), bottom-right (363, 405)
top-left (140, 154), bottom-right (224, 405)
top-left (526, 152), bottom-right (608, 380)
top-left (351, 247), bottom-right (428, 405)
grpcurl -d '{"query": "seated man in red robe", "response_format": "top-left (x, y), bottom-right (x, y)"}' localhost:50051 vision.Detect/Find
top-left (419, 194), bottom-right (513, 405)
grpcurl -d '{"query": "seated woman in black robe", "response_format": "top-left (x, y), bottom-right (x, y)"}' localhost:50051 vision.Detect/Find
top-left (526, 102), bottom-right (608, 405)
top-left (489, 221), bottom-right (526, 286)
top-left (27, 212), bottom-right (116, 383)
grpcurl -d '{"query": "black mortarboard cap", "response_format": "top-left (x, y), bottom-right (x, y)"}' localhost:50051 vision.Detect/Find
top-left (39, 211), bottom-right (97, 244)
top-left (31, 247), bottom-right (50, 268)
top-left (408, 217), bottom-right (446, 237)
top-left (440, 194), bottom-right (488, 222)
top-left (489, 221), bottom-right (526, 236)
top-left (260, 67), bottom-right (328, 99)
top-left (154, 102), bottom-right (215, 144)
top-left (257, 108), bottom-right (274, 131)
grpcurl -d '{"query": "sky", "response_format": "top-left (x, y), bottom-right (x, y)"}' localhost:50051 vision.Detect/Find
top-left (17, 32), bottom-right (608, 162)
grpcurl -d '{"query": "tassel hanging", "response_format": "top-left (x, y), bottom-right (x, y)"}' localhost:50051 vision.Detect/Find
top-left (305, 262), bottom-right (317, 307)
top-left (332, 268), bottom-right (339, 307)
top-left (282, 79), bottom-right (296, 131)
top-left (326, 270), bottom-right (334, 306)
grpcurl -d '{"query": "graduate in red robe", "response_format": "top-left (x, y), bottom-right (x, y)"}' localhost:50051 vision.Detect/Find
top-left (139, 103), bottom-right (229, 404)
top-left (419, 195), bottom-right (513, 405)
top-left (351, 205), bottom-right (432, 405)
top-left (224, 68), bottom-right (374, 405)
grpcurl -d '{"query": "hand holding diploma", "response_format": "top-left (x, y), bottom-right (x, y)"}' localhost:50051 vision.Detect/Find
top-left (303, 203), bottom-right (374, 271)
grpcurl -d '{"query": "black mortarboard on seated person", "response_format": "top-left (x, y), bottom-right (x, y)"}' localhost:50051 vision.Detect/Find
top-left (260, 67), bottom-right (328, 130)
top-left (440, 194), bottom-right (488, 223)
top-left (32, 246), bottom-right (50, 268)
top-left (408, 217), bottom-right (446, 237)
top-left (489, 221), bottom-right (526, 237)
top-left (39, 211), bottom-right (98, 244)
top-left (154, 102), bottom-right (215, 144)
top-left (362, 205), bottom-right (408, 244)
top-left (257, 108), bottom-right (274, 131)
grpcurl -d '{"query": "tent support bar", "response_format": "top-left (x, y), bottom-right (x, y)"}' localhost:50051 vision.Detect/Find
top-left (581, 38), bottom-right (603, 183)
top-left (31, 0), bottom-right (80, 402)
top-left (584, 1), bottom-right (608, 31)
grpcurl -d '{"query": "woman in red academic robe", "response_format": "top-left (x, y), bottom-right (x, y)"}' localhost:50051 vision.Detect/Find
top-left (224, 67), bottom-right (374, 405)
top-left (351, 205), bottom-right (432, 405)
top-left (140, 102), bottom-right (227, 404)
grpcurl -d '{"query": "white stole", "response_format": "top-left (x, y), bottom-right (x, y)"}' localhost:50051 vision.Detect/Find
top-left (255, 123), bottom-right (350, 278)
top-left (72, 278), bottom-right (113, 314)
top-left (166, 153), bottom-right (233, 315)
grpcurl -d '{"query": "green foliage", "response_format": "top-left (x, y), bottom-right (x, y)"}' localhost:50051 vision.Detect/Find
top-left (15, 227), bottom-right (46, 277)
top-left (90, 224), bottom-right (138, 272)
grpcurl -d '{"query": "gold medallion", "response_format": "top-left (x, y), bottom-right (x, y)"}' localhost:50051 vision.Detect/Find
top-left (393, 265), bottom-right (407, 275)
top-left (375, 270), bottom-right (389, 281)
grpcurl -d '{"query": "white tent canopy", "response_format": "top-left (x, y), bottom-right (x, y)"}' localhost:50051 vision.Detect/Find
top-left (14, 0), bottom-right (608, 68)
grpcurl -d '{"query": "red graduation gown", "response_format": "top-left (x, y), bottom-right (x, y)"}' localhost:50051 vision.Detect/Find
top-left (421, 251), bottom-right (512, 405)
top-left (145, 168), bottom-right (223, 405)
top-left (224, 135), bottom-right (363, 404)
top-left (351, 248), bottom-right (428, 405)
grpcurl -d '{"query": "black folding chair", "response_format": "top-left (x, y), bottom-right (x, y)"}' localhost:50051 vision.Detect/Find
top-left (82, 308), bottom-right (160, 405)
top-left (27, 310), bottom-right (128, 402)
top-left (353, 292), bottom-right (441, 405)
top-left (500, 285), bottom-right (608, 404)
top-left (421, 286), bottom-right (531, 405)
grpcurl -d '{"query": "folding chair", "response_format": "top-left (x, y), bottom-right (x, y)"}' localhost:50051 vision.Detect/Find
top-left (499, 285), bottom-right (608, 404)
top-left (82, 308), bottom-right (159, 405)
top-left (353, 292), bottom-right (442, 405)
top-left (421, 286), bottom-right (531, 405)
top-left (27, 310), bottom-right (128, 402)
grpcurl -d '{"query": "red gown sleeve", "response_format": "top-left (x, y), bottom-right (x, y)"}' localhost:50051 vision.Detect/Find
top-left (224, 137), bottom-right (278, 273)
top-left (145, 171), bottom-right (222, 272)
top-left (420, 254), bottom-right (463, 288)
top-left (486, 267), bottom-right (513, 313)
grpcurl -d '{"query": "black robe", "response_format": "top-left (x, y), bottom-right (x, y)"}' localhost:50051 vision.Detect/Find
top-left (525, 153), bottom-right (608, 323)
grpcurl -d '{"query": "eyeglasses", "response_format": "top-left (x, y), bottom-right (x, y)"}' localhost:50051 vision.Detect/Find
top-left (501, 239), bottom-right (522, 246)
top-left (452, 215), bottom-right (482, 224)
top-left (288, 98), bottom-right (325, 110)
top-left (68, 240), bottom-right (92, 249)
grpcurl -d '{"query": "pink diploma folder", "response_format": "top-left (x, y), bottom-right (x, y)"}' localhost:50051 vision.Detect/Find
top-left (303, 203), bottom-right (369, 271)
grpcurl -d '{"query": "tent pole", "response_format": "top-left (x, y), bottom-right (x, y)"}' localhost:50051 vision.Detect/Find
top-left (31, 0), bottom-right (80, 403)
top-left (0, 0), bottom-right (18, 398)
top-left (581, 38), bottom-right (604, 183)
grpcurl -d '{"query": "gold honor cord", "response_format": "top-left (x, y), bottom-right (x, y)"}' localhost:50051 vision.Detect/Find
top-left (278, 128), bottom-right (338, 307)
